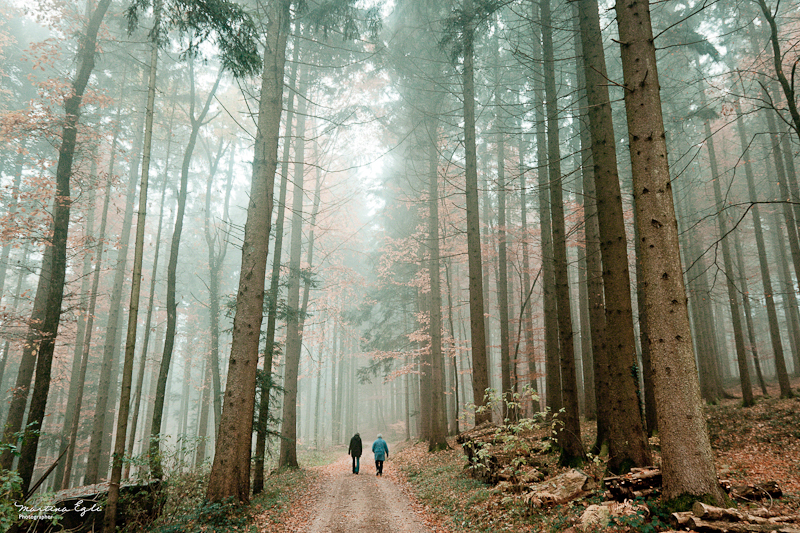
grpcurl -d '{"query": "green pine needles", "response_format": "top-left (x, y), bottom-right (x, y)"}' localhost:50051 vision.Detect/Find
top-left (125, 0), bottom-right (261, 78)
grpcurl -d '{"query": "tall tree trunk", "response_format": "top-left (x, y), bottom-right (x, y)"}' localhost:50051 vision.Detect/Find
top-left (427, 118), bottom-right (448, 450)
top-left (252, 35), bottom-right (301, 494)
top-left (60, 155), bottom-right (115, 489)
top-left (530, 0), bottom-right (559, 414)
top-left (1, 0), bottom-right (113, 491)
top-left (675, 189), bottom-right (724, 403)
top-left (196, 139), bottom-right (233, 467)
top-left (102, 1), bottom-right (161, 519)
top-left (576, 0), bottom-right (649, 468)
top-left (733, 98), bottom-right (769, 395)
top-left (85, 88), bottom-right (145, 486)
top-left (615, 0), bottom-right (725, 504)
top-left (703, 102), bottom-right (753, 406)
top-left (493, 77), bottom-right (513, 423)
top-left (541, 0), bottom-right (584, 466)
top-left (53, 151), bottom-right (98, 488)
top-left (278, 69), bottom-right (309, 469)
top-left (206, 0), bottom-right (290, 502)
top-left (123, 104), bottom-right (176, 480)
top-left (517, 131), bottom-right (538, 409)
top-left (462, 0), bottom-right (491, 424)
top-left (150, 63), bottom-right (223, 478)
top-left (569, 14), bottom-right (597, 423)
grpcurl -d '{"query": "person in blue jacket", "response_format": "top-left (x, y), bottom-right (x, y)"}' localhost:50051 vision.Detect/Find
top-left (372, 433), bottom-right (389, 476)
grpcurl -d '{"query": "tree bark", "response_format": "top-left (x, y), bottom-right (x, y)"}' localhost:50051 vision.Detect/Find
top-left (206, 0), bottom-right (290, 502)
top-left (84, 86), bottom-right (145, 486)
top-left (615, 0), bottom-right (725, 504)
top-left (252, 35), bottom-right (301, 494)
top-left (427, 117), bottom-right (448, 450)
top-left (149, 62), bottom-right (223, 478)
top-left (124, 101), bottom-right (176, 480)
top-left (278, 69), bottom-right (309, 469)
top-left (530, 0), bottom-right (560, 415)
top-left (462, 0), bottom-right (491, 425)
top-left (541, 0), bottom-right (584, 466)
top-left (703, 102), bottom-right (753, 407)
top-left (102, 1), bottom-right (160, 519)
top-left (576, 0), bottom-right (650, 471)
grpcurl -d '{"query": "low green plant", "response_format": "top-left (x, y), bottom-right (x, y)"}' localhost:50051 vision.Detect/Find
top-left (607, 497), bottom-right (669, 533)
top-left (0, 467), bottom-right (23, 532)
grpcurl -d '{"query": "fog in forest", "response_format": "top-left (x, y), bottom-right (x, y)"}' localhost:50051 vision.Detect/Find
top-left (0, 0), bottom-right (798, 518)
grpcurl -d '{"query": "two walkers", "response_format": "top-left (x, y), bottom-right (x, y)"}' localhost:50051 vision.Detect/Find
top-left (348, 433), bottom-right (389, 476)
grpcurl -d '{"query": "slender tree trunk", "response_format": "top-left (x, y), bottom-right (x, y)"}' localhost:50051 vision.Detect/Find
top-left (150, 64), bottom-right (223, 478)
top-left (462, 0), bottom-right (491, 424)
top-left (493, 78), bottom-right (513, 423)
top-left (85, 90), bottom-right (145, 485)
top-left (703, 104), bottom-right (753, 406)
top-left (0, 244), bottom-right (30, 409)
top-left (427, 119), bottom-right (448, 450)
top-left (517, 132), bottom-right (538, 409)
top-left (102, 5), bottom-right (159, 519)
top-left (733, 99), bottom-right (768, 395)
top-left (541, 0), bottom-right (583, 465)
top-left (196, 140), bottom-right (233, 468)
top-left (615, 0), bottom-right (725, 504)
top-left (530, 0), bottom-right (559, 414)
top-left (60, 158), bottom-right (114, 489)
top-left (54, 154), bottom-right (97, 488)
top-left (0, 150), bottom-right (23, 299)
top-left (123, 105), bottom-right (175, 480)
top-left (279, 71), bottom-right (309, 468)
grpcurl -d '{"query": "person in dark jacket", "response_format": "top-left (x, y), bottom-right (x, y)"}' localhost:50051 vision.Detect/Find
top-left (348, 433), bottom-right (362, 474)
top-left (372, 433), bottom-right (389, 476)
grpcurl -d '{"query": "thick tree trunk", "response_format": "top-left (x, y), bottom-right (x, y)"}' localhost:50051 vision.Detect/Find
top-left (206, 0), bottom-right (290, 503)
top-left (615, 0), bottom-right (725, 504)
top-left (577, 0), bottom-right (650, 471)
top-left (252, 37), bottom-right (301, 494)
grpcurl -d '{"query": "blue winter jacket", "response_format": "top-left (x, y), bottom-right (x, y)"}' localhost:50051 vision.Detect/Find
top-left (372, 437), bottom-right (389, 461)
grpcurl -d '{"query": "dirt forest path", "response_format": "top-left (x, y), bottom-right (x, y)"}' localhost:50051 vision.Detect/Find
top-left (281, 448), bottom-right (435, 533)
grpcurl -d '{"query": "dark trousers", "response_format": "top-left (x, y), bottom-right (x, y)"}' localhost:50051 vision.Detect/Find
top-left (375, 459), bottom-right (384, 475)
top-left (352, 455), bottom-right (360, 473)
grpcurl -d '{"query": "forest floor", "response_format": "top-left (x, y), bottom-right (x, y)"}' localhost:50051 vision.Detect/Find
top-left (253, 378), bottom-right (800, 533)
top-left (135, 378), bottom-right (800, 532)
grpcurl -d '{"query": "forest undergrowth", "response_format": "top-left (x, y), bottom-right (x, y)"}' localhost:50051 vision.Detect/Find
top-left (389, 379), bottom-right (800, 533)
top-left (130, 380), bottom-right (800, 532)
